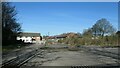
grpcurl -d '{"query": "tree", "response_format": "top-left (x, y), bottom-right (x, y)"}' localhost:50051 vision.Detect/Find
top-left (2, 2), bottom-right (21, 45)
top-left (92, 18), bottom-right (116, 37)
top-left (83, 28), bottom-right (93, 37)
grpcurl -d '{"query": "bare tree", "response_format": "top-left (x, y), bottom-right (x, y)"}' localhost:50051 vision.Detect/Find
top-left (83, 28), bottom-right (93, 37)
top-left (92, 18), bottom-right (116, 37)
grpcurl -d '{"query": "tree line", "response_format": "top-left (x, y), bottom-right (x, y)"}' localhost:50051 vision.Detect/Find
top-left (2, 2), bottom-right (21, 45)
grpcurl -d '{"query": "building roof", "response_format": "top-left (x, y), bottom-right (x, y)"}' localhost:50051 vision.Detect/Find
top-left (19, 32), bottom-right (41, 37)
top-left (55, 35), bottom-right (67, 38)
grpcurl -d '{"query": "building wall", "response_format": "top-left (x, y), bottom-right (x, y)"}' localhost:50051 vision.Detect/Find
top-left (17, 36), bottom-right (32, 43)
top-left (17, 36), bottom-right (42, 43)
top-left (35, 37), bottom-right (40, 41)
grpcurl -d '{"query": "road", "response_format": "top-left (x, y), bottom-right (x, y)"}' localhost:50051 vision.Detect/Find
top-left (20, 44), bottom-right (119, 67)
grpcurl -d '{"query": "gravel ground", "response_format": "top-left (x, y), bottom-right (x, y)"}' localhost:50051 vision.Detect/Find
top-left (21, 47), bottom-right (119, 67)
top-left (2, 44), bottom-right (119, 67)
top-left (2, 44), bottom-right (44, 63)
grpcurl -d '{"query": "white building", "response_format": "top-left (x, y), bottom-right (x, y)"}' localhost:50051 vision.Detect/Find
top-left (17, 32), bottom-right (42, 43)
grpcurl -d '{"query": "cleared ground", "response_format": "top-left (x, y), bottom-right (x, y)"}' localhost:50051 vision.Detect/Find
top-left (20, 44), bottom-right (119, 67)
top-left (2, 44), bottom-right (44, 63)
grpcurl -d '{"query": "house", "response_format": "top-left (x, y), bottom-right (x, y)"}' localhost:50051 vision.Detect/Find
top-left (17, 32), bottom-right (42, 43)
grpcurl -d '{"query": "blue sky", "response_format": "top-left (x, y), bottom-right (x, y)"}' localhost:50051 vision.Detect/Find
top-left (12, 2), bottom-right (118, 36)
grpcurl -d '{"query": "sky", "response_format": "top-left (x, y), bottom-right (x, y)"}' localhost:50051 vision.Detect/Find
top-left (12, 2), bottom-right (118, 36)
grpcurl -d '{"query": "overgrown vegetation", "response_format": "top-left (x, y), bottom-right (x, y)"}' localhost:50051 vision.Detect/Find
top-left (57, 18), bottom-right (118, 47)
